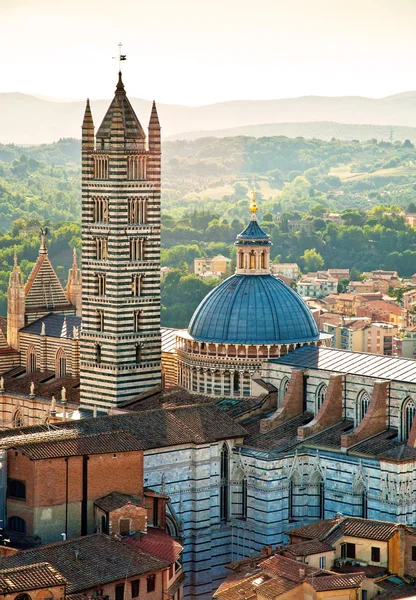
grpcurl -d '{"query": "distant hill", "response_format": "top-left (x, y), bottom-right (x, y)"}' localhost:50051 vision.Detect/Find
top-left (3, 91), bottom-right (416, 144)
top-left (167, 121), bottom-right (416, 143)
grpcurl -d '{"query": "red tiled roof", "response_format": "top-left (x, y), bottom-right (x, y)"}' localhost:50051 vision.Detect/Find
top-left (287, 517), bottom-right (399, 545)
top-left (284, 539), bottom-right (334, 557)
top-left (255, 577), bottom-right (299, 598)
top-left (94, 491), bottom-right (144, 513)
top-left (0, 533), bottom-right (168, 594)
top-left (260, 554), bottom-right (319, 582)
top-left (124, 528), bottom-right (182, 564)
top-left (0, 562), bottom-right (66, 592)
top-left (214, 574), bottom-right (259, 600)
top-left (307, 572), bottom-right (365, 591)
top-left (286, 519), bottom-right (338, 541)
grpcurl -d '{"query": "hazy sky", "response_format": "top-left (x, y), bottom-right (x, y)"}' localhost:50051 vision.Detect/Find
top-left (1, 0), bottom-right (415, 105)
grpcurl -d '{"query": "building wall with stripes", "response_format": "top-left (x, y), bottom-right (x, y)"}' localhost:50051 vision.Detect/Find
top-left (80, 96), bottom-right (162, 408)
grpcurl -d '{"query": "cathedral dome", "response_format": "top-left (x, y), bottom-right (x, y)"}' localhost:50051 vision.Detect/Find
top-left (188, 273), bottom-right (319, 345)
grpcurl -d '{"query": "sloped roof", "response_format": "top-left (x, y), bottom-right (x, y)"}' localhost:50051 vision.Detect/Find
top-left (15, 431), bottom-right (143, 460)
top-left (260, 554), bottom-right (319, 582)
top-left (0, 562), bottom-right (66, 592)
top-left (94, 491), bottom-right (144, 513)
top-left (25, 253), bottom-right (71, 312)
top-left (272, 345), bottom-right (416, 383)
top-left (284, 539), bottom-right (334, 557)
top-left (0, 404), bottom-right (247, 451)
top-left (96, 72), bottom-right (145, 140)
top-left (124, 528), bottom-right (182, 563)
top-left (287, 517), bottom-right (399, 544)
top-left (21, 313), bottom-right (81, 339)
top-left (308, 572), bottom-right (365, 591)
top-left (0, 533), bottom-right (167, 594)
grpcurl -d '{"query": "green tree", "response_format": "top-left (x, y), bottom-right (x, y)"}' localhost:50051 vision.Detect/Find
top-left (301, 249), bottom-right (324, 272)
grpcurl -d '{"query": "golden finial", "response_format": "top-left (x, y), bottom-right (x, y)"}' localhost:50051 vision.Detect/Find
top-left (250, 189), bottom-right (258, 215)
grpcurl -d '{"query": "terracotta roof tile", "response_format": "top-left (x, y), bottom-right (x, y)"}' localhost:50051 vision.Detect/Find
top-left (287, 517), bottom-right (399, 544)
top-left (214, 574), bottom-right (259, 600)
top-left (255, 577), bottom-right (299, 598)
top-left (94, 491), bottom-right (144, 513)
top-left (307, 572), bottom-right (365, 591)
top-left (286, 519), bottom-right (339, 541)
top-left (124, 528), bottom-right (182, 563)
top-left (0, 404), bottom-right (246, 451)
top-left (0, 562), bottom-right (66, 592)
top-left (0, 533), bottom-right (168, 594)
top-left (283, 540), bottom-right (334, 557)
top-left (260, 554), bottom-right (319, 582)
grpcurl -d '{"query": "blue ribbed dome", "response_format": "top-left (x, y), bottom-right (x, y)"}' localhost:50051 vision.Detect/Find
top-left (188, 274), bottom-right (319, 345)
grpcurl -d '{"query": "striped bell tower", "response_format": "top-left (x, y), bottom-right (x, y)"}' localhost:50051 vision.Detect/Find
top-left (80, 73), bottom-right (161, 409)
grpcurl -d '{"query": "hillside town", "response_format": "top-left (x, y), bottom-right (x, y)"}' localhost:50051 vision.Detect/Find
top-left (0, 69), bottom-right (415, 600)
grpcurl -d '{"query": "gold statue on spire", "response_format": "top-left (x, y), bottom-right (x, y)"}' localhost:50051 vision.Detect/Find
top-left (250, 189), bottom-right (258, 215)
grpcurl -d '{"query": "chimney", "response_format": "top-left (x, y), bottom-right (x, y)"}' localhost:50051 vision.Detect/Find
top-left (299, 567), bottom-right (305, 579)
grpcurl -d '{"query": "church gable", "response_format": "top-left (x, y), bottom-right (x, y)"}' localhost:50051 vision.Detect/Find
top-left (25, 254), bottom-right (71, 315)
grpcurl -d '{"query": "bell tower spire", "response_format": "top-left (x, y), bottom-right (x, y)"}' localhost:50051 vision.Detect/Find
top-left (80, 72), bottom-right (162, 409)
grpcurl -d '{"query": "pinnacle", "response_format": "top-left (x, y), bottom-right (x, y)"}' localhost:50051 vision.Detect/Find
top-left (116, 71), bottom-right (126, 93)
top-left (82, 98), bottom-right (94, 129)
top-left (149, 100), bottom-right (160, 129)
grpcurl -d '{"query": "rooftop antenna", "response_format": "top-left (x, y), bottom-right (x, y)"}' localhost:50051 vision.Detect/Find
top-left (113, 42), bottom-right (127, 72)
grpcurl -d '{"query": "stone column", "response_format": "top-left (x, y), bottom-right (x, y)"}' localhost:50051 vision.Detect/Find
top-left (240, 371), bottom-right (244, 397)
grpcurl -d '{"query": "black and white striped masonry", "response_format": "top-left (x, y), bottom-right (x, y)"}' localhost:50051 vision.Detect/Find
top-left (80, 73), bottom-right (161, 409)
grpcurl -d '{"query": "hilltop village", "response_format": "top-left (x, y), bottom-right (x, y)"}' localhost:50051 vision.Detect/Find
top-left (0, 74), bottom-right (415, 600)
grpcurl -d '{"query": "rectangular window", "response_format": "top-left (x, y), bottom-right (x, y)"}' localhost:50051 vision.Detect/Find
top-left (115, 583), bottom-right (124, 600)
top-left (134, 310), bottom-right (141, 333)
top-left (94, 156), bottom-right (109, 180)
top-left (153, 497), bottom-right (159, 527)
top-left (132, 274), bottom-right (142, 296)
top-left (130, 238), bottom-right (144, 261)
top-left (96, 273), bottom-right (106, 296)
top-left (119, 518), bottom-right (130, 536)
top-left (147, 574), bottom-right (156, 593)
top-left (95, 237), bottom-right (108, 260)
top-left (412, 546), bottom-right (416, 561)
top-left (131, 580), bottom-right (140, 598)
top-left (169, 565), bottom-right (174, 580)
top-left (371, 547), bottom-right (380, 563)
top-left (319, 556), bottom-right (326, 569)
top-left (97, 310), bottom-right (104, 332)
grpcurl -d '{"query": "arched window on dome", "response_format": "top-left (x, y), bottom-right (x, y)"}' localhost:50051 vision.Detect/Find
top-left (401, 397), bottom-right (416, 441)
top-left (279, 377), bottom-right (290, 406)
top-left (249, 251), bottom-right (255, 270)
top-left (316, 383), bottom-right (327, 412)
top-left (239, 252), bottom-right (244, 269)
top-left (261, 251), bottom-right (266, 269)
top-left (356, 390), bottom-right (370, 425)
